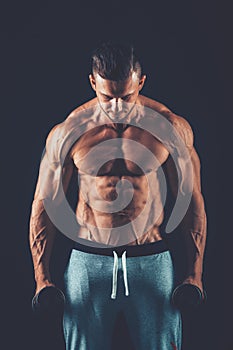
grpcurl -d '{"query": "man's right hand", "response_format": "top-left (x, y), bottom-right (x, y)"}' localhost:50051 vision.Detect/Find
top-left (32, 284), bottom-right (66, 316)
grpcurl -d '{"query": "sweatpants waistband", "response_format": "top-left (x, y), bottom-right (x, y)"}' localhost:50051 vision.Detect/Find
top-left (73, 239), bottom-right (168, 257)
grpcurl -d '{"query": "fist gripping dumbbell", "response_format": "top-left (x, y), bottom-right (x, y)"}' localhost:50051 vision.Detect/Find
top-left (32, 286), bottom-right (65, 315)
top-left (172, 284), bottom-right (207, 310)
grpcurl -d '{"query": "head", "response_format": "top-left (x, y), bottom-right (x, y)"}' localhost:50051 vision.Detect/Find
top-left (89, 41), bottom-right (146, 120)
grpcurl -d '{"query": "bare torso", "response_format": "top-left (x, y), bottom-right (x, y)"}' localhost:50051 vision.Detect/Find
top-left (66, 95), bottom-right (173, 246)
top-left (30, 91), bottom-right (206, 294)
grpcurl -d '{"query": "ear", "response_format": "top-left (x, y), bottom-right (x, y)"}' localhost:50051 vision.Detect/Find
top-left (89, 74), bottom-right (96, 91)
top-left (138, 74), bottom-right (146, 91)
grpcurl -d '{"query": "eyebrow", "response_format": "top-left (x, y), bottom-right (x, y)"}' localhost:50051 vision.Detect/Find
top-left (100, 92), bottom-right (134, 99)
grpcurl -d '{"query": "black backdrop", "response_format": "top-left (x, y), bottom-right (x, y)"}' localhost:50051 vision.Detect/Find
top-left (1, 1), bottom-right (232, 349)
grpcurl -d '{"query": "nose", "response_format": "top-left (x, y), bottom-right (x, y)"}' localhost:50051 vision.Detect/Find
top-left (110, 98), bottom-right (123, 113)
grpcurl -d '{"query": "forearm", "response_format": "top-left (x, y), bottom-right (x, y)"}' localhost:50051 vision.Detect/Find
top-left (29, 199), bottom-right (56, 290)
top-left (179, 191), bottom-right (207, 287)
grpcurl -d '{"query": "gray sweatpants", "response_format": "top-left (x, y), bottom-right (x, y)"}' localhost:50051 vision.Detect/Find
top-left (63, 242), bottom-right (182, 350)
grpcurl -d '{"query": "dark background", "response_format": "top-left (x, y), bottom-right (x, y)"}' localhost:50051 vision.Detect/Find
top-left (1, 0), bottom-right (232, 349)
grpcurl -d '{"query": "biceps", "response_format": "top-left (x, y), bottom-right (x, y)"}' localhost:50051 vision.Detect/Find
top-left (35, 152), bottom-right (74, 203)
top-left (163, 147), bottom-right (202, 196)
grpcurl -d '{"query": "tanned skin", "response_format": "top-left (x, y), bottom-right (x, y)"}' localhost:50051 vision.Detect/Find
top-left (29, 72), bottom-right (207, 296)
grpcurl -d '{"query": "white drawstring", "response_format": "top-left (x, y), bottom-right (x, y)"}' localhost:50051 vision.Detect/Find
top-left (111, 250), bottom-right (129, 299)
top-left (122, 251), bottom-right (129, 296)
top-left (111, 251), bottom-right (119, 299)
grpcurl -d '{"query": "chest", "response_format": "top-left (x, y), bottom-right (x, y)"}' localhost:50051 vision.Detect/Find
top-left (71, 124), bottom-right (169, 175)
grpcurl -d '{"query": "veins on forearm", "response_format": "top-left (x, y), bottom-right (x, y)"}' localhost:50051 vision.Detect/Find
top-left (29, 199), bottom-right (55, 272)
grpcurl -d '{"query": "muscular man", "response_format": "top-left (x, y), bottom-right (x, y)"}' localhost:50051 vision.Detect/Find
top-left (29, 42), bottom-right (207, 350)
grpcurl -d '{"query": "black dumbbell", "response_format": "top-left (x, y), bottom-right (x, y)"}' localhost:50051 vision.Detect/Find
top-left (32, 286), bottom-right (65, 315)
top-left (172, 284), bottom-right (207, 310)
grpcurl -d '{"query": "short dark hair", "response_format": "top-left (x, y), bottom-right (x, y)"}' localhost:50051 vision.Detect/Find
top-left (91, 41), bottom-right (142, 81)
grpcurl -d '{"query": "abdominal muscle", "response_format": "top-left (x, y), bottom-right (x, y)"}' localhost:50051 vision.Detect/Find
top-left (75, 172), bottom-right (164, 246)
